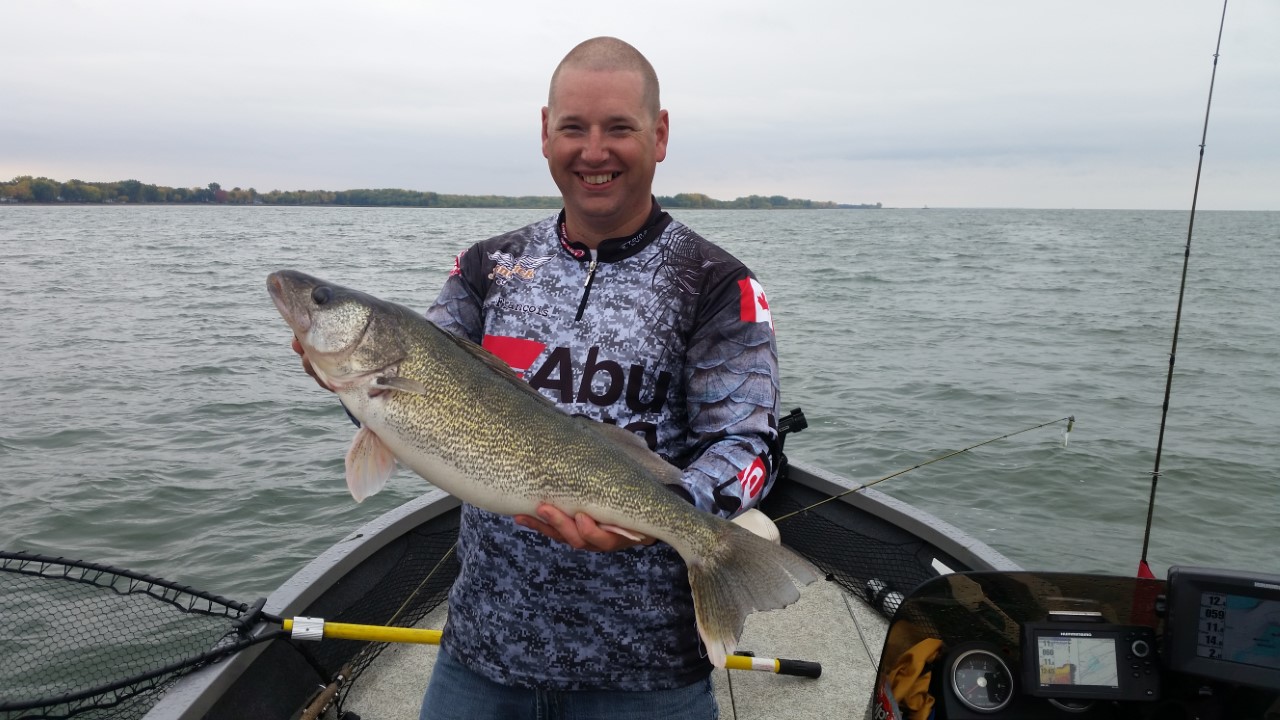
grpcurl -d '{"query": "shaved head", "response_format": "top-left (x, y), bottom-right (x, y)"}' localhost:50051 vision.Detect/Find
top-left (548, 36), bottom-right (661, 119)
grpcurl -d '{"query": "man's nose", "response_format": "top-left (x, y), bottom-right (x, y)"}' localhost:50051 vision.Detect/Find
top-left (582, 128), bottom-right (609, 163)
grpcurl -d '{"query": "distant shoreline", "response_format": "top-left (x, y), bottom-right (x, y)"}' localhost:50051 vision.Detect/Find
top-left (0, 176), bottom-right (882, 210)
top-left (0, 201), bottom-right (887, 210)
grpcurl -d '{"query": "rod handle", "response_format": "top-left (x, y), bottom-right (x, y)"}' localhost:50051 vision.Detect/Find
top-left (777, 658), bottom-right (823, 678)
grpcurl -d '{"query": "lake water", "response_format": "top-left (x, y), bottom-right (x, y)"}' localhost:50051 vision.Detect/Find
top-left (1, 205), bottom-right (1276, 601)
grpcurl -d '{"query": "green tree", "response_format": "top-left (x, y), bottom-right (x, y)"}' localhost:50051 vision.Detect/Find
top-left (30, 177), bottom-right (60, 202)
top-left (119, 179), bottom-right (143, 203)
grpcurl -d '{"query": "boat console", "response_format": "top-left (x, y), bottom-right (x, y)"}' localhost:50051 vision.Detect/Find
top-left (869, 567), bottom-right (1280, 719)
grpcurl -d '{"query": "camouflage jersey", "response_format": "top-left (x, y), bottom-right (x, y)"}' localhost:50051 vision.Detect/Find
top-left (424, 201), bottom-right (781, 691)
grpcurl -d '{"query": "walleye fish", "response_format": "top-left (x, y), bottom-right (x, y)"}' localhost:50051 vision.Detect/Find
top-left (267, 269), bottom-right (820, 667)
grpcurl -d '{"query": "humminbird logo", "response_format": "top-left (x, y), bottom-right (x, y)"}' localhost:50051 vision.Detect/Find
top-left (1060, 632), bottom-right (1095, 637)
top-left (1256, 581), bottom-right (1280, 591)
top-left (488, 252), bottom-right (554, 286)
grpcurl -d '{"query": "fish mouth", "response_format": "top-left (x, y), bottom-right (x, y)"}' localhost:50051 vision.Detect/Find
top-left (267, 271), bottom-right (378, 382)
top-left (267, 272), bottom-right (311, 334)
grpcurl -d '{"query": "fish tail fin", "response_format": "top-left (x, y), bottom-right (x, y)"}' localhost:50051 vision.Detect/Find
top-left (686, 521), bottom-right (821, 668)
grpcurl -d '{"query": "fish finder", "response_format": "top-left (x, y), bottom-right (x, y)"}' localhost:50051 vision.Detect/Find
top-left (1165, 566), bottom-right (1280, 691)
top-left (1021, 622), bottom-right (1160, 701)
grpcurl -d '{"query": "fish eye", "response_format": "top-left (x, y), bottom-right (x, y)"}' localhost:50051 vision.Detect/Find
top-left (311, 286), bottom-right (333, 305)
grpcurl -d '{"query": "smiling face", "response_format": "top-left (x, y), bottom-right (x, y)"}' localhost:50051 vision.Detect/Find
top-left (541, 67), bottom-right (669, 247)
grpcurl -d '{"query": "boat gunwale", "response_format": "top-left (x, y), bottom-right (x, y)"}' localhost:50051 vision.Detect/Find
top-left (786, 460), bottom-right (1020, 573)
top-left (148, 463), bottom-right (1013, 719)
top-left (144, 489), bottom-right (460, 719)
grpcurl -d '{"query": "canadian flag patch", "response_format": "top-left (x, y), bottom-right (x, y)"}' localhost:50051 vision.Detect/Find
top-left (738, 277), bottom-right (773, 331)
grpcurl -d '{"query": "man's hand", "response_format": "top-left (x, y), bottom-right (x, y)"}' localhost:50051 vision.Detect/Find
top-left (291, 336), bottom-right (331, 391)
top-left (514, 503), bottom-right (654, 552)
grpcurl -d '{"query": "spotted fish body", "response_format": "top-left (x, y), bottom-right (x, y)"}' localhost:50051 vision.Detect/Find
top-left (268, 269), bottom-right (819, 667)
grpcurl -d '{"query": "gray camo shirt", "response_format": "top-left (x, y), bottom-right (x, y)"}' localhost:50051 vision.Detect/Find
top-left (424, 202), bottom-right (781, 691)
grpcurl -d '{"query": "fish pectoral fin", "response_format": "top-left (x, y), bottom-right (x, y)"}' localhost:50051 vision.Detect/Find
top-left (345, 426), bottom-right (397, 502)
top-left (374, 376), bottom-right (429, 395)
top-left (597, 524), bottom-right (648, 543)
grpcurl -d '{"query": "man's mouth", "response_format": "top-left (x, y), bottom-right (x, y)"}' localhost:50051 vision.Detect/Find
top-left (580, 172), bottom-right (620, 185)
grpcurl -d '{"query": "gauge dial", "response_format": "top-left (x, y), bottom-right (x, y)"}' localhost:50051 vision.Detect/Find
top-left (950, 646), bottom-right (1015, 713)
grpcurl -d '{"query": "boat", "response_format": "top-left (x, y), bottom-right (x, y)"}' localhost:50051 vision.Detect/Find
top-left (128, 407), bottom-right (1278, 720)
top-left (133, 437), bottom-right (1280, 720)
top-left (132, 410), bottom-right (1021, 720)
top-left (7, 403), bottom-right (1280, 720)
top-left (131, 440), bottom-right (1280, 720)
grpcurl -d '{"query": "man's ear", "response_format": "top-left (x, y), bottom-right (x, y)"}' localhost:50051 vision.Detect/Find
top-left (541, 106), bottom-right (551, 159)
top-left (655, 109), bottom-right (669, 163)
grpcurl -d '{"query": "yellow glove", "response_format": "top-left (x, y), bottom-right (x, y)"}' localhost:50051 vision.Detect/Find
top-left (887, 638), bottom-right (943, 720)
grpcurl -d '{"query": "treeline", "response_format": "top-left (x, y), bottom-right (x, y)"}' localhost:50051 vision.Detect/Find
top-left (0, 176), bottom-right (878, 210)
top-left (657, 192), bottom-right (879, 210)
top-left (0, 177), bottom-right (556, 207)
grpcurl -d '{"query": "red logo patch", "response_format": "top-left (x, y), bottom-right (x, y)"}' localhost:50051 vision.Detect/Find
top-left (737, 457), bottom-right (767, 499)
top-left (482, 335), bottom-right (547, 377)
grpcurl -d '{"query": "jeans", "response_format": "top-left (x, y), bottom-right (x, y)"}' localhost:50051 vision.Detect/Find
top-left (419, 648), bottom-right (719, 720)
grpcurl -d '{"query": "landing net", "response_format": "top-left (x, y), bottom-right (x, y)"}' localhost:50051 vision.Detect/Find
top-left (0, 551), bottom-right (267, 720)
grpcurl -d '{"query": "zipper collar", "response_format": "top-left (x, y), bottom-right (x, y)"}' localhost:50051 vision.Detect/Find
top-left (556, 198), bottom-right (671, 264)
top-left (574, 249), bottom-right (599, 322)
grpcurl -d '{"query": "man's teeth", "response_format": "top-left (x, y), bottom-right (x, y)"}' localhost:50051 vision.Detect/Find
top-left (583, 173), bottom-right (616, 185)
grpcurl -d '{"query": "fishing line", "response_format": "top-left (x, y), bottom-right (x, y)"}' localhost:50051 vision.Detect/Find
top-left (773, 416), bottom-right (1074, 524)
top-left (1137, 0), bottom-right (1229, 580)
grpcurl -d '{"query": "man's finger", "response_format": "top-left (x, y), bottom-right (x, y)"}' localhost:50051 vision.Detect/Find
top-left (514, 514), bottom-right (565, 544)
top-left (538, 505), bottom-right (587, 549)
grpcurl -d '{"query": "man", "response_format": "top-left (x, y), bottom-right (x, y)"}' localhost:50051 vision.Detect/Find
top-left (298, 36), bottom-right (781, 720)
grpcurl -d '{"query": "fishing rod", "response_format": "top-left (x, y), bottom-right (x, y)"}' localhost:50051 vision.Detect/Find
top-left (1136, 0), bottom-right (1229, 580)
top-left (277, 618), bottom-right (818, 676)
top-left (0, 550), bottom-right (819, 717)
top-left (772, 415), bottom-right (1075, 525)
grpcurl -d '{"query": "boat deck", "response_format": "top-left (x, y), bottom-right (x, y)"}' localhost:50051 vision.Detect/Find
top-left (147, 464), bottom-right (1006, 720)
top-left (339, 577), bottom-right (886, 719)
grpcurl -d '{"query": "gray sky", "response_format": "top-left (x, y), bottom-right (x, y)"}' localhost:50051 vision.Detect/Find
top-left (3, 1), bottom-right (1275, 210)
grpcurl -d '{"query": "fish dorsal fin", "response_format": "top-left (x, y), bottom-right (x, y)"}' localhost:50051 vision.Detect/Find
top-left (427, 323), bottom-right (565, 408)
top-left (429, 323), bottom-right (683, 487)
top-left (585, 419), bottom-right (684, 486)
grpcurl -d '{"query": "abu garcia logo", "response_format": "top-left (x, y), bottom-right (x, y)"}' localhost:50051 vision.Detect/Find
top-left (482, 335), bottom-right (673, 450)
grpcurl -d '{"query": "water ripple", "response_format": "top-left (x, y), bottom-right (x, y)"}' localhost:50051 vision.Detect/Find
top-left (1, 206), bottom-right (1276, 593)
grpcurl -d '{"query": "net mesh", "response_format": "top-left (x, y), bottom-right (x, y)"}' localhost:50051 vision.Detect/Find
top-left (0, 552), bottom-right (265, 720)
top-left (760, 473), bottom-right (961, 619)
top-left (316, 517), bottom-right (459, 718)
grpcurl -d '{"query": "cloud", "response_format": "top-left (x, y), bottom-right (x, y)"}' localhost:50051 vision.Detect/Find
top-left (2, 0), bottom-right (1276, 209)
